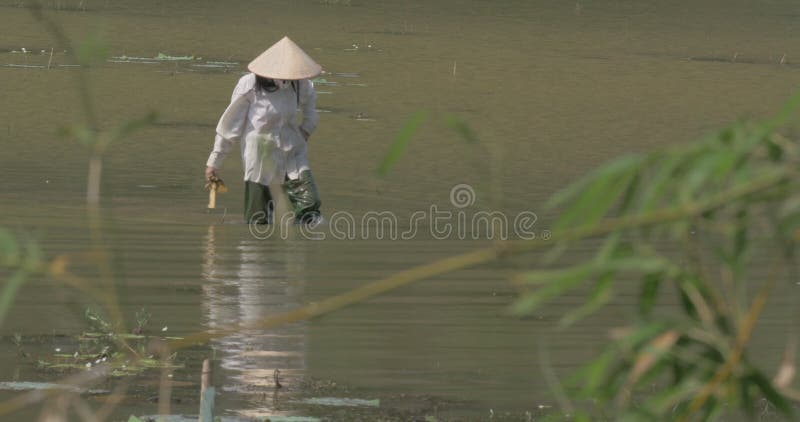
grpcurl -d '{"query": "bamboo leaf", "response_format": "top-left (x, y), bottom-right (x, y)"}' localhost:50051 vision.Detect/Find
top-left (552, 157), bottom-right (642, 231)
top-left (0, 229), bottom-right (19, 267)
top-left (444, 115), bottom-right (478, 144)
top-left (20, 237), bottom-right (41, 272)
top-left (75, 30), bottom-right (108, 66)
top-left (638, 378), bottom-right (701, 415)
top-left (638, 272), bottom-right (662, 318)
top-left (59, 124), bottom-right (96, 146)
top-left (625, 329), bottom-right (680, 388)
top-left (106, 111), bottom-right (158, 146)
top-left (739, 374), bottom-right (758, 419)
top-left (637, 151), bottom-right (687, 213)
top-left (677, 152), bottom-right (722, 204)
top-left (510, 263), bottom-right (596, 315)
top-left (559, 271), bottom-right (614, 327)
top-left (376, 110), bottom-right (428, 176)
top-left (748, 371), bottom-right (794, 416)
top-left (545, 154), bottom-right (643, 212)
top-left (764, 91), bottom-right (800, 132)
top-left (573, 349), bottom-right (616, 393)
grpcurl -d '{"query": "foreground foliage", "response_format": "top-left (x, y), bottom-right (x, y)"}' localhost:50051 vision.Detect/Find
top-left (511, 99), bottom-right (800, 420)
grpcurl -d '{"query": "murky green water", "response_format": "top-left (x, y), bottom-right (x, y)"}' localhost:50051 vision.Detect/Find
top-left (1, 0), bottom-right (799, 420)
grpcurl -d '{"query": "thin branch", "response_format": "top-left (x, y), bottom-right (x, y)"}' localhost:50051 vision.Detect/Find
top-left (0, 157), bottom-right (792, 418)
top-left (681, 257), bottom-right (784, 418)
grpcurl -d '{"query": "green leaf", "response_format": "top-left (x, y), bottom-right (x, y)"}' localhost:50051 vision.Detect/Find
top-left (127, 416), bottom-right (144, 422)
top-left (510, 262), bottom-right (596, 315)
top-left (59, 124), bottom-right (96, 146)
top-left (677, 152), bottom-right (721, 204)
top-left (619, 321), bottom-right (671, 350)
top-left (559, 271), bottom-right (614, 327)
top-left (638, 272), bottom-right (662, 318)
top-left (376, 110), bottom-right (428, 176)
top-left (766, 137), bottom-right (784, 162)
top-left (21, 237), bottom-right (41, 272)
top-left (105, 111), bottom-right (158, 146)
top-left (637, 151), bottom-right (685, 213)
top-left (551, 155), bottom-right (642, 231)
top-left (545, 154), bottom-right (643, 212)
top-left (748, 371), bottom-right (794, 416)
top-left (573, 411), bottom-right (592, 422)
top-left (569, 348), bottom-right (615, 394)
top-left (0, 229), bottom-right (20, 267)
top-left (638, 378), bottom-right (701, 415)
top-left (444, 115), bottom-right (479, 144)
top-left (75, 30), bottom-right (109, 66)
top-left (595, 231), bottom-right (622, 262)
top-left (764, 90), bottom-right (800, 131)
top-left (739, 374), bottom-right (758, 419)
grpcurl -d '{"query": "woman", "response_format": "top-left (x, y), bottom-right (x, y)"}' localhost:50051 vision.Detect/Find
top-left (205, 36), bottom-right (322, 224)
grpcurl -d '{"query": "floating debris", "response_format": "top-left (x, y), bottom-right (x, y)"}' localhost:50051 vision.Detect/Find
top-left (334, 72), bottom-right (360, 78)
top-left (4, 64), bottom-right (45, 69)
top-left (0, 381), bottom-right (109, 395)
top-left (133, 416), bottom-right (317, 422)
top-left (295, 397), bottom-right (380, 407)
top-left (156, 53), bottom-right (198, 61)
top-left (108, 59), bottom-right (160, 64)
top-left (353, 112), bottom-right (375, 122)
top-left (37, 309), bottom-right (184, 377)
top-left (311, 77), bottom-right (338, 86)
top-left (191, 64), bottom-right (229, 68)
top-left (110, 55), bottom-right (155, 61)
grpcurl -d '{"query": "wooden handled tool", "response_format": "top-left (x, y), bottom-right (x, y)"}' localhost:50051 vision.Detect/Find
top-left (204, 176), bottom-right (228, 210)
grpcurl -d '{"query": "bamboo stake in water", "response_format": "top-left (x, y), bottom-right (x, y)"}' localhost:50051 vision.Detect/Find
top-left (199, 359), bottom-right (214, 422)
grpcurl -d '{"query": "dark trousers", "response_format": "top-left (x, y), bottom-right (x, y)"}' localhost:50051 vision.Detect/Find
top-left (244, 170), bottom-right (321, 224)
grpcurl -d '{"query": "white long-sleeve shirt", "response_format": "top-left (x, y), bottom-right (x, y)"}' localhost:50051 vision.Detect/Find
top-left (206, 73), bottom-right (318, 185)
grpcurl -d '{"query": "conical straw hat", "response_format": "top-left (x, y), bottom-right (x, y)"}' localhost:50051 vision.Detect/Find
top-left (248, 36), bottom-right (322, 80)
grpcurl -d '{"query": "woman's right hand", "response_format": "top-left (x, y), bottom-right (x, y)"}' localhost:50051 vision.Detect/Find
top-left (205, 166), bottom-right (218, 181)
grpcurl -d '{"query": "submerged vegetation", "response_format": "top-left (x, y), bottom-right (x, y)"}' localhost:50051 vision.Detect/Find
top-left (33, 308), bottom-right (183, 377)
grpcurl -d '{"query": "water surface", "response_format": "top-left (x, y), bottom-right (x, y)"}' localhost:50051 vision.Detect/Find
top-left (1, 0), bottom-right (799, 419)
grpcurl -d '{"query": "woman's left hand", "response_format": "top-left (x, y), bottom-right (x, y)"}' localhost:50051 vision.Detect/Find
top-left (300, 128), bottom-right (310, 141)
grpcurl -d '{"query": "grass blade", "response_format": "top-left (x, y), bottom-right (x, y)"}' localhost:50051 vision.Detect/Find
top-left (376, 110), bottom-right (428, 176)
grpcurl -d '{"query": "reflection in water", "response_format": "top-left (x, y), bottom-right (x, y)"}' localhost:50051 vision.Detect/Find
top-left (201, 226), bottom-right (308, 417)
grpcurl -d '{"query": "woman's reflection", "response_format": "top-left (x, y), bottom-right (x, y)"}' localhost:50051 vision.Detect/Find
top-left (201, 225), bottom-right (308, 416)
